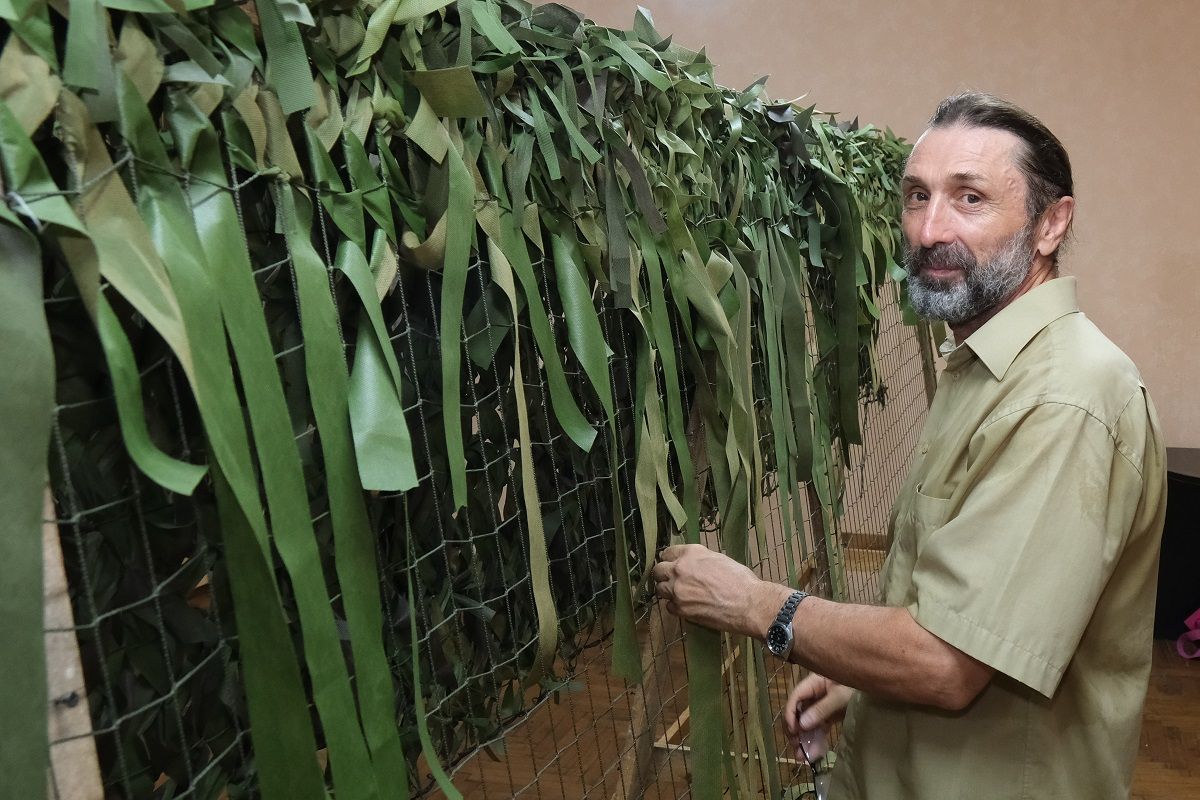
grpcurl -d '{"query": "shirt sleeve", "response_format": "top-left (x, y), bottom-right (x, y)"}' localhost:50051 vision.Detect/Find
top-left (908, 399), bottom-right (1144, 698)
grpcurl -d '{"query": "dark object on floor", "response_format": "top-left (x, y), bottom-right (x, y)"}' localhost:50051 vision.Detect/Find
top-left (1153, 447), bottom-right (1200, 639)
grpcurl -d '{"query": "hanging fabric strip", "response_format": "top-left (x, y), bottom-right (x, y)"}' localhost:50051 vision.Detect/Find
top-left (0, 213), bottom-right (54, 800)
top-left (476, 206), bottom-right (560, 686)
top-left (279, 185), bottom-right (415, 798)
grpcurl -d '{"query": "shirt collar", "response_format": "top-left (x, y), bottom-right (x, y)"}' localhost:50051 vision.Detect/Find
top-left (943, 277), bottom-right (1081, 380)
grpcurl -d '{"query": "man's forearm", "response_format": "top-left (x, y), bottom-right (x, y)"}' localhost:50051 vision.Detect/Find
top-left (651, 543), bottom-right (991, 709)
top-left (746, 582), bottom-right (989, 710)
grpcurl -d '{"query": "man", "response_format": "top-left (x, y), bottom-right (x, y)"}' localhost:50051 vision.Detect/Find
top-left (651, 92), bottom-right (1167, 799)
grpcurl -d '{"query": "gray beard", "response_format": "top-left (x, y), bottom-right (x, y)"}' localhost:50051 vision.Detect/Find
top-left (904, 224), bottom-right (1036, 325)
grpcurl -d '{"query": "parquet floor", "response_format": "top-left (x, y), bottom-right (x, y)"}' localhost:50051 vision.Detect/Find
top-left (1132, 639), bottom-right (1200, 800)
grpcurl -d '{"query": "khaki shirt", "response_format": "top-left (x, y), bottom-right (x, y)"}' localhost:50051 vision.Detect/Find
top-left (832, 277), bottom-right (1167, 799)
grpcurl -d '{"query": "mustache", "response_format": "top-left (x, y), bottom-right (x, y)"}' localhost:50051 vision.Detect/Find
top-left (905, 242), bottom-right (977, 275)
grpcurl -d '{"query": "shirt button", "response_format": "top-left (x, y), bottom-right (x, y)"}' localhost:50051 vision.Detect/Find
top-left (919, 442), bottom-right (930, 454)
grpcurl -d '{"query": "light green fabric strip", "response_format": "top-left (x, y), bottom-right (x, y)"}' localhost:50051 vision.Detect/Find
top-left (255, 0), bottom-right (315, 113)
top-left (336, 241), bottom-right (419, 492)
top-left (479, 225), bottom-right (560, 686)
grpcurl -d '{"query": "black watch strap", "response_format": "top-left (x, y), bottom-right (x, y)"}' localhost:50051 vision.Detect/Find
top-left (775, 590), bottom-right (808, 627)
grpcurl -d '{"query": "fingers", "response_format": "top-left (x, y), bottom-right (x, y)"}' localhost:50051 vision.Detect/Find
top-left (797, 683), bottom-right (853, 731)
top-left (798, 691), bottom-right (838, 731)
top-left (658, 542), bottom-right (707, 562)
top-left (782, 673), bottom-right (828, 735)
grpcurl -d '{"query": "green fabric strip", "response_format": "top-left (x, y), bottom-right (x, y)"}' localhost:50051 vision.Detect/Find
top-left (488, 187), bottom-right (596, 454)
top-left (5, 1), bottom-right (57, 69)
top-left (256, 0), bottom-right (316, 113)
top-left (0, 100), bottom-right (206, 494)
top-left (636, 222), bottom-right (697, 541)
top-left (603, 158), bottom-right (633, 308)
top-left (479, 221), bottom-right (560, 686)
top-left (439, 125), bottom-right (476, 509)
top-left (684, 625), bottom-right (724, 800)
top-left (547, 224), bottom-right (614, 418)
top-left (167, 93), bottom-right (390, 800)
top-left (61, 76), bottom-right (327, 800)
top-left (830, 186), bottom-right (864, 446)
top-left (212, 466), bottom-right (327, 800)
top-left (471, 0), bottom-right (520, 55)
top-left (336, 242), bottom-right (419, 492)
top-left (116, 79), bottom-right (360, 800)
top-left (406, 66), bottom-right (489, 118)
top-left (63, 0), bottom-right (108, 91)
top-left (345, 132), bottom-right (397, 242)
top-left (0, 216), bottom-right (52, 800)
top-left (407, 571), bottom-right (463, 799)
top-left (96, 298), bottom-right (209, 493)
top-left (608, 418), bottom-right (642, 683)
top-left (280, 184), bottom-right (414, 799)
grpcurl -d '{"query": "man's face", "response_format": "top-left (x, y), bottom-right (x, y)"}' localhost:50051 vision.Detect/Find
top-left (900, 125), bottom-right (1037, 325)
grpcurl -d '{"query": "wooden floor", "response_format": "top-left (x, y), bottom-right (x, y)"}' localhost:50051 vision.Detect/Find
top-left (436, 634), bottom-right (1199, 799)
top-left (1132, 639), bottom-right (1200, 800)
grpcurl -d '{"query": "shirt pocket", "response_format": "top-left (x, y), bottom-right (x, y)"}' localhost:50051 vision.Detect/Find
top-left (910, 482), bottom-right (954, 554)
top-left (882, 482), bottom-right (955, 604)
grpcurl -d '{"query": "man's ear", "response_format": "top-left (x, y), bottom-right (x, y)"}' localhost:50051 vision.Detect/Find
top-left (1036, 196), bottom-right (1075, 257)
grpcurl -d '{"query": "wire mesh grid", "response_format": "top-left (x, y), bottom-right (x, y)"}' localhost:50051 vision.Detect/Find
top-left (41, 142), bottom-right (931, 799)
top-left (431, 278), bottom-right (933, 800)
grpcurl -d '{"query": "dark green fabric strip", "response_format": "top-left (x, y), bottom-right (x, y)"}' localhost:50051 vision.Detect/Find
top-left (212, 466), bottom-right (327, 800)
top-left (603, 158), bottom-right (632, 308)
top-left (683, 625), bottom-right (724, 800)
top-left (0, 216), bottom-right (53, 800)
top-left (547, 223), bottom-right (614, 418)
top-left (828, 186), bottom-right (863, 446)
top-left (407, 571), bottom-right (463, 799)
top-left (608, 418), bottom-right (642, 683)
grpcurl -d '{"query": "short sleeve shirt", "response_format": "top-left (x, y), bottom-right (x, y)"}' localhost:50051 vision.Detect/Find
top-left (831, 278), bottom-right (1167, 800)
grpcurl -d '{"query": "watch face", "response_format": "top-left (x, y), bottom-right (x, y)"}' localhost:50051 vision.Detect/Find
top-left (766, 624), bottom-right (788, 654)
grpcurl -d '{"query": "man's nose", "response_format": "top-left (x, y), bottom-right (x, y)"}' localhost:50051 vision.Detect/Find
top-left (916, 197), bottom-right (956, 249)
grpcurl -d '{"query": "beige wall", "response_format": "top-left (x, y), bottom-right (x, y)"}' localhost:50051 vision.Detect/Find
top-left (562, 0), bottom-right (1200, 446)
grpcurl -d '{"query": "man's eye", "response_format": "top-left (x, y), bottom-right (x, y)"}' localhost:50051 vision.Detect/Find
top-left (963, 193), bottom-right (982, 204)
top-left (906, 190), bottom-right (928, 204)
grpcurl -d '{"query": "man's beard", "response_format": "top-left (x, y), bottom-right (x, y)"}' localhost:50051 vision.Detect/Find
top-left (904, 223), bottom-right (1036, 325)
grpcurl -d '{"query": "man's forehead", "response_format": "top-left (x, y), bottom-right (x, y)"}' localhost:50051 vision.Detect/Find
top-left (905, 125), bottom-right (1024, 184)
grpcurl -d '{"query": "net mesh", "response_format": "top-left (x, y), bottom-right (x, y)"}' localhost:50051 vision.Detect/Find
top-left (43, 153), bottom-right (932, 799)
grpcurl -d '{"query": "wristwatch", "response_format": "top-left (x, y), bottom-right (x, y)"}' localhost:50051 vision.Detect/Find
top-left (765, 590), bottom-right (808, 658)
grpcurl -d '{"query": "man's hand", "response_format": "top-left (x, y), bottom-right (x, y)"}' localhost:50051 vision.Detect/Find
top-left (782, 673), bottom-right (854, 761)
top-left (651, 543), bottom-right (783, 637)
